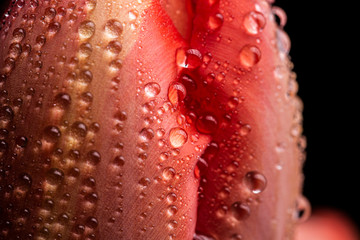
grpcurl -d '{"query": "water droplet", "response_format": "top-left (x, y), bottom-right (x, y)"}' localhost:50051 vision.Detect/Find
top-left (176, 48), bottom-right (202, 69)
top-left (166, 192), bottom-right (177, 203)
top-left (244, 171), bottom-right (267, 194)
top-left (169, 127), bottom-right (187, 148)
top-left (162, 167), bottom-right (176, 181)
top-left (15, 136), bottom-right (28, 148)
top-left (106, 40), bottom-right (122, 55)
top-left (8, 43), bottom-right (22, 58)
top-left (243, 11), bottom-right (266, 35)
top-left (86, 150), bottom-right (101, 165)
top-left (228, 96), bottom-right (239, 109)
top-left (208, 13), bottom-right (224, 31)
top-left (78, 70), bottom-right (93, 83)
top-left (54, 93), bottom-right (71, 109)
top-left (35, 35), bottom-right (46, 48)
top-left (144, 82), bottom-right (161, 98)
top-left (139, 177), bottom-right (151, 187)
top-left (46, 168), bottom-right (64, 185)
top-left (230, 233), bottom-right (243, 240)
top-left (12, 28), bottom-right (25, 42)
top-left (239, 45), bottom-right (261, 68)
top-left (167, 220), bottom-right (178, 230)
top-left (113, 155), bottom-right (125, 167)
top-left (71, 121), bottom-right (88, 138)
top-left (43, 125), bottom-right (61, 142)
top-left (231, 202), bottom-right (250, 220)
top-left (86, 0), bottom-right (97, 11)
top-left (79, 20), bottom-right (95, 40)
top-left (272, 6), bottom-right (287, 28)
top-left (128, 10), bottom-right (138, 21)
top-left (196, 113), bottom-right (218, 134)
top-left (139, 128), bottom-right (154, 142)
top-left (114, 111), bottom-right (127, 121)
top-left (104, 19), bottom-right (123, 38)
top-left (109, 59), bottom-right (123, 71)
top-left (79, 42), bottom-right (92, 58)
top-left (18, 173), bottom-right (32, 189)
top-left (168, 82), bottom-right (186, 106)
top-left (238, 124), bottom-right (251, 136)
top-left (295, 195), bottom-right (311, 223)
top-left (180, 74), bottom-right (197, 92)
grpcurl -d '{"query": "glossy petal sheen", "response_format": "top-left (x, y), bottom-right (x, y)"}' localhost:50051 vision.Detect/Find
top-left (0, 0), bottom-right (305, 240)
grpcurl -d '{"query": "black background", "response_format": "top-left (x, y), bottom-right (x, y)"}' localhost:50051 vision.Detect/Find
top-left (1, 0), bottom-right (359, 230)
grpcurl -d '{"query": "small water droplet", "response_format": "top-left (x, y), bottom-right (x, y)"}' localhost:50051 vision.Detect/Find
top-left (46, 168), bottom-right (64, 185)
top-left (15, 136), bottom-right (28, 148)
top-left (144, 82), bottom-right (161, 98)
top-left (208, 13), bottom-right (224, 31)
top-left (166, 192), bottom-right (177, 203)
top-left (196, 114), bottom-right (218, 134)
top-left (54, 93), bottom-right (71, 109)
top-left (139, 128), bottom-right (154, 142)
top-left (104, 19), bottom-right (123, 38)
top-left (8, 43), bottom-right (22, 58)
top-left (86, 150), bottom-right (101, 165)
top-left (79, 20), bottom-right (95, 40)
top-left (128, 10), bottom-right (138, 21)
top-left (12, 28), bottom-right (25, 42)
top-left (43, 126), bottom-right (61, 142)
top-left (169, 127), bottom-right (187, 148)
top-left (162, 167), bottom-right (176, 181)
top-left (228, 96), bottom-right (239, 109)
top-left (113, 155), bottom-right (125, 167)
top-left (244, 171), bottom-right (267, 194)
top-left (167, 220), bottom-right (178, 230)
top-left (168, 82), bottom-right (186, 106)
top-left (71, 121), bottom-right (88, 138)
top-left (139, 177), bottom-right (151, 187)
top-left (79, 42), bottom-right (92, 58)
top-left (180, 74), bottom-right (197, 92)
top-left (35, 34), bottom-right (46, 47)
top-left (176, 48), bottom-right (202, 69)
top-left (86, 0), bottom-right (97, 11)
top-left (239, 45), bottom-right (261, 68)
top-left (231, 202), bottom-right (250, 220)
top-left (106, 40), bottom-right (122, 55)
top-left (295, 195), bottom-right (311, 223)
top-left (243, 11), bottom-right (266, 35)
top-left (239, 124), bottom-right (251, 136)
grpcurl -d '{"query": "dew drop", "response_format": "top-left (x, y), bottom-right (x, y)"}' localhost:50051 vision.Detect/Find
top-left (144, 82), bottom-right (161, 98)
top-left (169, 127), bottom-right (187, 148)
top-left (12, 28), bottom-right (25, 42)
top-left (138, 130), bottom-right (154, 144)
top-left (86, 150), bottom-right (101, 165)
top-left (128, 10), bottom-right (138, 21)
top-left (243, 11), bottom-right (266, 35)
top-left (104, 19), bottom-right (123, 38)
top-left (166, 192), bottom-right (177, 203)
top-left (79, 42), bottom-right (93, 58)
top-left (167, 205), bottom-right (178, 216)
top-left (43, 125), bottom-right (61, 142)
top-left (86, 0), bottom-right (97, 11)
top-left (228, 96), bottom-right (239, 109)
top-left (113, 155), bottom-right (125, 167)
top-left (239, 45), bottom-right (261, 68)
top-left (162, 167), bottom-right (176, 181)
top-left (244, 171), bottom-right (267, 194)
top-left (168, 82), bottom-right (186, 106)
top-left (18, 173), bottom-right (32, 189)
top-left (180, 74), bottom-right (197, 92)
top-left (79, 20), bottom-right (95, 40)
top-left (208, 13), bottom-right (224, 31)
top-left (8, 43), bottom-right (22, 58)
top-left (54, 93), bottom-right (71, 109)
top-left (139, 177), bottom-right (151, 187)
top-left (71, 121), bottom-right (88, 138)
top-left (167, 220), bottom-right (178, 230)
top-left (15, 136), bottom-right (28, 148)
top-left (239, 124), bottom-right (251, 136)
top-left (295, 195), bottom-right (311, 223)
top-left (272, 6), bottom-right (287, 28)
top-left (176, 48), bottom-right (202, 69)
top-left (46, 168), bottom-right (64, 185)
top-left (78, 70), bottom-right (93, 83)
top-left (231, 202), bottom-right (250, 220)
top-left (196, 114), bottom-right (218, 134)
top-left (106, 40), bottom-right (122, 55)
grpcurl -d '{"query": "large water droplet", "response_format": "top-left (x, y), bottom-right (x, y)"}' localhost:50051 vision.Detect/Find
top-left (169, 127), bottom-right (187, 148)
top-left (243, 11), bottom-right (266, 35)
top-left (54, 93), bottom-right (71, 109)
top-left (244, 171), bottom-right (267, 194)
top-left (144, 82), bottom-right (161, 98)
top-left (79, 20), bottom-right (95, 40)
top-left (12, 28), bottom-right (25, 42)
top-left (79, 42), bottom-right (93, 58)
top-left (71, 121), bottom-right (88, 138)
top-left (239, 45), bottom-right (261, 68)
top-left (105, 19), bottom-right (123, 38)
top-left (106, 40), bottom-right (122, 55)
top-left (86, 150), bottom-right (101, 165)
